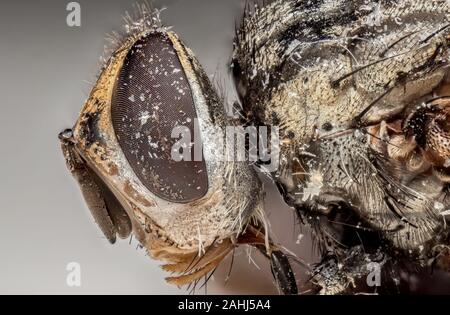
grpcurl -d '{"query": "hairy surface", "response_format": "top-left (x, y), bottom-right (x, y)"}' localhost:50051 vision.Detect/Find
top-left (60, 3), bottom-right (299, 293)
top-left (234, 0), bottom-right (450, 293)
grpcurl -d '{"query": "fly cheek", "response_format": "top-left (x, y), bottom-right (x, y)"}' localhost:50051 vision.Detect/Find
top-left (111, 32), bottom-right (209, 204)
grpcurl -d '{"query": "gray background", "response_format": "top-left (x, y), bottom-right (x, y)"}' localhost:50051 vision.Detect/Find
top-left (0, 0), bottom-right (315, 294)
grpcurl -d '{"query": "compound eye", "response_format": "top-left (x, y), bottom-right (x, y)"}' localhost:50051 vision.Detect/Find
top-left (111, 33), bottom-right (208, 203)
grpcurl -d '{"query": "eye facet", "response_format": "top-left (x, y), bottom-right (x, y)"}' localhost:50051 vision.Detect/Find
top-left (111, 33), bottom-right (208, 203)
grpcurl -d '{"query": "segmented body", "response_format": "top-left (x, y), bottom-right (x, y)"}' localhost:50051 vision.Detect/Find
top-left (234, 0), bottom-right (450, 293)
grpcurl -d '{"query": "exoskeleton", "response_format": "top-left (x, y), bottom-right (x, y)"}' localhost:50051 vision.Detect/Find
top-left (60, 0), bottom-right (450, 295)
top-left (59, 5), bottom-right (297, 294)
top-left (233, 0), bottom-right (450, 293)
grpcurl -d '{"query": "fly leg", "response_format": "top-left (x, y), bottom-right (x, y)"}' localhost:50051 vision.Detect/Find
top-left (256, 245), bottom-right (299, 295)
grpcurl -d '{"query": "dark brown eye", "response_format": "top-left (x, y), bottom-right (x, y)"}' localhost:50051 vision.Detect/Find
top-left (111, 32), bottom-right (208, 203)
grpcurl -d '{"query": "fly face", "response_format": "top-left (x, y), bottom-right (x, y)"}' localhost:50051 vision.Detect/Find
top-left (60, 8), bottom-right (297, 293)
top-left (234, 0), bottom-right (450, 291)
